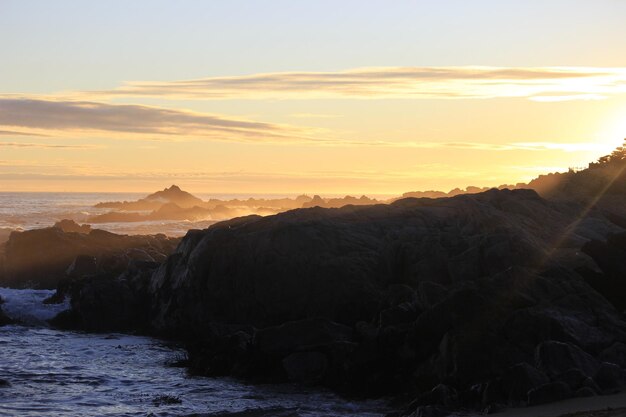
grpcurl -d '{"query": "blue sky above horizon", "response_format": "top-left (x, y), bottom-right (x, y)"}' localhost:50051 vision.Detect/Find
top-left (1, 0), bottom-right (626, 194)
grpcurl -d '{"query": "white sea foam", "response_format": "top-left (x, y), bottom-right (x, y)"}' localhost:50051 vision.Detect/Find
top-left (0, 287), bottom-right (69, 325)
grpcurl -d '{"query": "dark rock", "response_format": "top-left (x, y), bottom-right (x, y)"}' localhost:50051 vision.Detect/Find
top-left (527, 381), bottom-right (572, 406)
top-left (600, 342), bottom-right (626, 367)
top-left (152, 394), bottom-right (181, 406)
top-left (554, 368), bottom-right (592, 391)
top-left (581, 233), bottom-right (626, 311)
top-left (50, 260), bottom-right (160, 332)
top-left (414, 384), bottom-right (458, 407)
top-left (594, 362), bottom-right (626, 392)
top-left (534, 341), bottom-right (600, 378)
top-left (380, 303), bottom-right (420, 327)
top-left (498, 362), bottom-right (549, 405)
top-left (255, 319), bottom-right (353, 356)
top-left (151, 189), bottom-right (584, 333)
top-left (66, 255), bottom-right (97, 278)
top-left (408, 406), bottom-right (452, 417)
top-left (282, 351), bottom-right (328, 383)
top-left (417, 281), bottom-right (447, 309)
top-left (574, 386), bottom-right (597, 397)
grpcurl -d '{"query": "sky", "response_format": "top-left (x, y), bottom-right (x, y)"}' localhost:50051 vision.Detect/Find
top-left (1, 0), bottom-right (626, 195)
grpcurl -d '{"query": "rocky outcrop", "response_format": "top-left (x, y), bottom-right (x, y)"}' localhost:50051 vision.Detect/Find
top-left (52, 188), bottom-right (626, 413)
top-left (53, 219), bottom-right (91, 234)
top-left (50, 259), bottom-right (159, 332)
top-left (0, 226), bottom-right (179, 289)
top-left (150, 189), bottom-right (615, 334)
top-left (95, 185), bottom-right (204, 210)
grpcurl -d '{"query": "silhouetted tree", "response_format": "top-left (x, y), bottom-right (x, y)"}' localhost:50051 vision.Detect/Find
top-left (592, 138), bottom-right (626, 167)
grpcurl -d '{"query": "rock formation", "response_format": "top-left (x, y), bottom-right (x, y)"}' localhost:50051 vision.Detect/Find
top-left (52, 187), bottom-right (626, 414)
top-left (0, 225), bottom-right (179, 289)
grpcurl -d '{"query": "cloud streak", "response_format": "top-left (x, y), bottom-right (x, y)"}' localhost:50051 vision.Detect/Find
top-left (0, 141), bottom-right (100, 149)
top-left (88, 66), bottom-right (626, 101)
top-left (0, 98), bottom-right (315, 142)
top-left (0, 98), bottom-right (610, 155)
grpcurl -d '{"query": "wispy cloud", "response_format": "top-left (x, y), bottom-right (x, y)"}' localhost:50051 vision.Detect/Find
top-left (0, 141), bottom-right (100, 149)
top-left (0, 98), bottom-right (609, 155)
top-left (85, 66), bottom-right (626, 101)
top-left (289, 113), bottom-right (341, 119)
top-left (0, 129), bottom-right (48, 137)
top-left (0, 98), bottom-right (316, 142)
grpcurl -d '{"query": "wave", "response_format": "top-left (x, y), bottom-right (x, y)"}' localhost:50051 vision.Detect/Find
top-left (0, 287), bottom-right (69, 326)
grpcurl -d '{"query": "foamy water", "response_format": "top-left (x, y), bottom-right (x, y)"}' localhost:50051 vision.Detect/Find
top-left (0, 289), bottom-right (389, 417)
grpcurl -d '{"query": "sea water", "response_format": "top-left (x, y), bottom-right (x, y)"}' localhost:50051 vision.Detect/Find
top-left (0, 288), bottom-right (389, 417)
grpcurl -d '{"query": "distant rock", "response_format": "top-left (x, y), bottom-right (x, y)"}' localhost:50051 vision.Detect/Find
top-left (95, 184), bottom-right (203, 210)
top-left (144, 185), bottom-right (204, 208)
top-left (53, 219), bottom-right (92, 234)
top-left (0, 227), bottom-right (18, 244)
top-left (301, 194), bottom-right (379, 209)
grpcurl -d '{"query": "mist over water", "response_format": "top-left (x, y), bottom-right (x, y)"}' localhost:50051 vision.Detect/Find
top-left (0, 192), bottom-right (249, 237)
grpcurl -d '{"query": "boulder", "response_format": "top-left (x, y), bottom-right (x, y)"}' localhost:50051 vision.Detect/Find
top-left (65, 255), bottom-right (97, 278)
top-left (600, 342), bottom-right (626, 367)
top-left (255, 319), bottom-right (353, 356)
top-left (527, 381), bottom-right (572, 406)
top-left (594, 362), bottom-right (626, 392)
top-left (282, 351), bottom-right (329, 383)
top-left (534, 341), bottom-right (600, 378)
top-left (498, 362), bottom-right (549, 405)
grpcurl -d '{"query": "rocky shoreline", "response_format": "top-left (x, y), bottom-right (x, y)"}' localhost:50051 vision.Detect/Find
top-left (5, 187), bottom-right (623, 416)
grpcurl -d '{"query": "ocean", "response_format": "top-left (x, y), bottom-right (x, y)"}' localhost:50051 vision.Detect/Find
top-left (0, 191), bottom-right (272, 237)
top-left (0, 288), bottom-right (388, 417)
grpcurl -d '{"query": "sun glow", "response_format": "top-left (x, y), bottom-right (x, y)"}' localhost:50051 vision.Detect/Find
top-left (598, 112), bottom-right (626, 151)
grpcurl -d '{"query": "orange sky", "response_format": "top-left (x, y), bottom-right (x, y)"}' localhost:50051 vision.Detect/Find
top-left (1, 1), bottom-right (626, 195)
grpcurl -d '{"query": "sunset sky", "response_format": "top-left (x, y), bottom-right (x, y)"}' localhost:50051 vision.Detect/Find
top-left (1, 0), bottom-right (626, 195)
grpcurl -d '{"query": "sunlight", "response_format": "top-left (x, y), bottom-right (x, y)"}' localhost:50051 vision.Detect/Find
top-left (598, 112), bottom-right (626, 150)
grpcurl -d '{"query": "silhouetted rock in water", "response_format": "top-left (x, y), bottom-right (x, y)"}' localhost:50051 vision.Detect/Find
top-left (301, 194), bottom-right (380, 209)
top-left (91, 185), bottom-right (311, 223)
top-left (0, 226), bottom-right (179, 289)
top-left (53, 188), bottom-right (626, 413)
top-left (53, 219), bottom-right (91, 234)
top-left (96, 184), bottom-right (204, 210)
